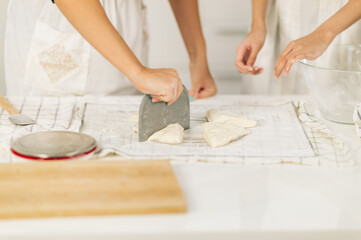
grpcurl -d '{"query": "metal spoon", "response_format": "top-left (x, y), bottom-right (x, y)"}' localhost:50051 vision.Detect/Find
top-left (0, 94), bottom-right (35, 126)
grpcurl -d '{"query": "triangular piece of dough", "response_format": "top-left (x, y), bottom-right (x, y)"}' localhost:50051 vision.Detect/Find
top-left (202, 122), bottom-right (248, 148)
top-left (206, 109), bottom-right (257, 128)
top-left (148, 123), bottom-right (184, 145)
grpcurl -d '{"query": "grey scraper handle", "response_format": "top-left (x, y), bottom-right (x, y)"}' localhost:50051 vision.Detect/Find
top-left (138, 85), bottom-right (190, 142)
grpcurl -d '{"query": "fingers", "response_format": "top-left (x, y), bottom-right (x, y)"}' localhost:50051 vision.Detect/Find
top-left (167, 78), bottom-right (183, 105)
top-left (161, 69), bottom-right (179, 102)
top-left (197, 86), bottom-right (217, 99)
top-left (188, 86), bottom-right (200, 100)
top-left (235, 44), bottom-right (246, 65)
top-left (189, 80), bottom-right (217, 101)
top-left (189, 85), bottom-right (203, 101)
top-left (151, 96), bottom-right (161, 103)
top-left (274, 39), bottom-right (316, 78)
top-left (235, 46), bottom-right (253, 74)
top-left (275, 43), bottom-right (296, 78)
top-left (280, 41), bottom-right (295, 58)
top-left (275, 45), bottom-right (306, 78)
top-left (274, 55), bottom-right (288, 78)
top-left (236, 45), bottom-right (263, 75)
top-left (275, 53), bottom-right (305, 78)
top-left (236, 65), bottom-right (263, 75)
top-left (190, 83), bottom-right (217, 100)
top-left (175, 80), bottom-right (184, 102)
top-left (246, 45), bottom-right (261, 67)
top-left (165, 69), bottom-right (182, 105)
top-left (274, 42), bottom-right (297, 78)
top-left (147, 68), bottom-right (181, 104)
top-left (283, 54), bottom-right (304, 76)
top-left (253, 67), bottom-right (263, 75)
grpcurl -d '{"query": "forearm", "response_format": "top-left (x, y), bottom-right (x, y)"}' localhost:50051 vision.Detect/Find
top-left (54, 0), bottom-right (143, 81)
top-left (314, 0), bottom-right (361, 41)
top-left (251, 0), bottom-right (269, 32)
top-left (169, 0), bottom-right (207, 63)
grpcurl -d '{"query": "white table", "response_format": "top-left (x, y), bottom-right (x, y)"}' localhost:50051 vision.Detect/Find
top-left (0, 95), bottom-right (361, 240)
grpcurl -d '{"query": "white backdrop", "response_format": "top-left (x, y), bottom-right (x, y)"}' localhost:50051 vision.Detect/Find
top-left (0, 0), bottom-right (251, 95)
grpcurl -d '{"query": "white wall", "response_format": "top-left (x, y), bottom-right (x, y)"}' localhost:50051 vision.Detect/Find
top-left (0, 0), bottom-right (9, 94)
top-left (0, 0), bottom-right (251, 95)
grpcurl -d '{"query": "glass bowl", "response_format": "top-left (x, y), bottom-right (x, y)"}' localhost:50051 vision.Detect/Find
top-left (299, 45), bottom-right (361, 124)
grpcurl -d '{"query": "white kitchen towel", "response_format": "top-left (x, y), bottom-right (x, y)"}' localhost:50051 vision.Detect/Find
top-left (295, 100), bottom-right (353, 167)
top-left (0, 97), bottom-right (83, 162)
top-left (353, 103), bottom-right (361, 138)
top-left (0, 96), bottom-right (351, 166)
top-left (80, 96), bottom-right (353, 167)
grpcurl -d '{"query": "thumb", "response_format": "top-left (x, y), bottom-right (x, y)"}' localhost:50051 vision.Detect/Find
top-left (189, 85), bottom-right (201, 101)
top-left (235, 45), bottom-right (247, 65)
top-left (246, 45), bottom-right (261, 66)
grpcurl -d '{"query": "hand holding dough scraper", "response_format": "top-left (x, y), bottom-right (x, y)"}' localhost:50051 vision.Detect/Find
top-left (0, 94), bottom-right (35, 126)
top-left (138, 85), bottom-right (190, 142)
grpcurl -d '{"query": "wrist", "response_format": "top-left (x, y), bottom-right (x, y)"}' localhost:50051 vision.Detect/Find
top-left (314, 26), bottom-right (337, 44)
top-left (189, 57), bottom-right (212, 80)
top-left (251, 22), bottom-right (266, 33)
top-left (188, 46), bottom-right (207, 64)
top-left (190, 54), bottom-right (207, 66)
top-left (189, 54), bottom-right (209, 71)
top-left (127, 64), bottom-right (146, 85)
top-left (125, 64), bottom-right (147, 91)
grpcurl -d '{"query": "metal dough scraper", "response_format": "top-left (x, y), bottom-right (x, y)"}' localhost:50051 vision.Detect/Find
top-left (138, 85), bottom-right (190, 142)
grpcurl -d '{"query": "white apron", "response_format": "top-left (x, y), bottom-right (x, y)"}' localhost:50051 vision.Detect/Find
top-left (240, 0), bottom-right (361, 94)
top-left (4, 0), bottom-right (148, 96)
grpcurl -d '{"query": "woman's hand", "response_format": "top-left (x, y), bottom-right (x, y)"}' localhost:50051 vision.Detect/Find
top-left (274, 30), bottom-right (334, 78)
top-left (131, 67), bottom-right (183, 104)
top-left (189, 61), bottom-right (217, 101)
top-left (275, 0), bottom-right (361, 78)
top-left (235, 29), bottom-right (266, 75)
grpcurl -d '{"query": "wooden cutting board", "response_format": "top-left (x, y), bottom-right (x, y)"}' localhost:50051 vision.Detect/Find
top-left (0, 160), bottom-right (186, 219)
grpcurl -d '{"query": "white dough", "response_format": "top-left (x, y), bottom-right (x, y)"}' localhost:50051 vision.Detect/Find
top-left (202, 122), bottom-right (248, 148)
top-left (148, 123), bottom-right (184, 145)
top-left (206, 109), bottom-right (257, 128)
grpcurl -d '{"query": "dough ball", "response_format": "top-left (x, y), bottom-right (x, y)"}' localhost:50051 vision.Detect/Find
top-left (202, 122), bottom-right (248, 148)
top-left (206, 109), bottom-right (257, 128)
top-left (148, 123), bottom-right (184, 145)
